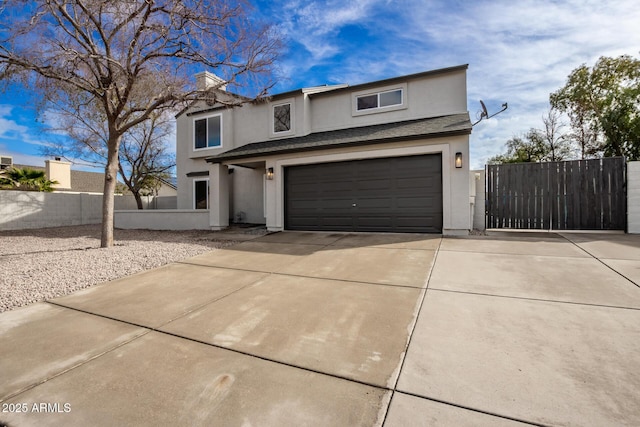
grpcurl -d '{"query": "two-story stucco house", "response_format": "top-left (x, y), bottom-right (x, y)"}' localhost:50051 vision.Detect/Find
top-left (176, 64), bottom-right (472, 234)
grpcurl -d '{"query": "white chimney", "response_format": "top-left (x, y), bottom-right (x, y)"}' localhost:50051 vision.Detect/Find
top-left (195, 71), bottom-right (227, 91)
top-left (45, 158), bottom-right (71, 189)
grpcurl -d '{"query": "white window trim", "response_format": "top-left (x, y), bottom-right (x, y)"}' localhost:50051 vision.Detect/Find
top-left (193, 113), bottom-right (223, 151)
top-left (193, 178), bottom-right (210, 209)
top-left (271, 99), bottom-right (295, 137)
top-left (352, 83), bottom-right (408, 117)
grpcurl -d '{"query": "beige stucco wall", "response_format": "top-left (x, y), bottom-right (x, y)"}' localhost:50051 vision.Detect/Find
top-left (154, 183), bottom-right (177, 197)
top-left (231, 167), bottom-right (266, 224)
top-left (45, 159), bottom-right (72, 190)
top-left (309, 70), bottom-right (467, 133)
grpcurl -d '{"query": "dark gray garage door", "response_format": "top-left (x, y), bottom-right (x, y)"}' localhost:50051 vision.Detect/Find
top-left (285, 154), bottom-right (442, 233)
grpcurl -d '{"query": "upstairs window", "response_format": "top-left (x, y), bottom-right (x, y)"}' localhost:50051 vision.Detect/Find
top-left (194, 114), bottom-right (222, 150)
top-left (356, 89), bottom-right (403, 111)
top-left (273, 103), bottom-right (291, 133)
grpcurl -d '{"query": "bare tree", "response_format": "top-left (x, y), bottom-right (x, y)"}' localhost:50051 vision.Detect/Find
top-left (43, 86), bottom-right (176, 210)
top-left (117, 112), bottom-right (175, 209)
top-left (0, 0), bottom-right (281, 247)
top-left (541, 108), bottom-right (573, 161)
top-left (488, 129), bottom-right (547, 164)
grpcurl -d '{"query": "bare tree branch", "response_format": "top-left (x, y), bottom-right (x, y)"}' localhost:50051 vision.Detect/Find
top-left (0, 0), bottom-right (282, 247)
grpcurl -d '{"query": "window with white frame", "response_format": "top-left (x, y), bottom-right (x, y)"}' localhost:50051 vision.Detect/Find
top-left (194, 179), bottom-right (209, 209)
top-left (356, 88), bottom-right (403, 111)
top-left (194, 114), bottom-right (222, 150)
top-left (273, 103), bottom-right (291, 133)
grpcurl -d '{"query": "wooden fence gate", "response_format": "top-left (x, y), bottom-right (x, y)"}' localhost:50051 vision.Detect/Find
top-left (486, 157), bottom-right (626, 230)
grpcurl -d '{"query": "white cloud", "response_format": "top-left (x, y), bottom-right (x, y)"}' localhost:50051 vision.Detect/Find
top-left (377, 0), bottom-right (640, 167)
top-left (276, 0), bottom-right (383, 62)
top-left (4, 0), bottom-right (640, 172)
top-left (0, 104), bottom-right (56, 149)
top-left (270, 0), bottom-right (640, 166)
top-left (0, 105), bottom-right (30, 139)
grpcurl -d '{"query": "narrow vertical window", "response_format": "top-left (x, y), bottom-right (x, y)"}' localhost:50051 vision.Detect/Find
top-left (195, 119), bottom-right (207, 149)
top-left (273, 103), bottom-right (291, 133)
top-left (194, 179), bottom-right (209, 209)
top-left (208, 115), bottom-right (221, 146)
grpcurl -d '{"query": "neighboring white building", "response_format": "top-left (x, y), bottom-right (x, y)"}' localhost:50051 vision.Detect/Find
top-left (6, 158), bottom-right (177, 197)
top-left (176, 64), bottom-right (472, 234)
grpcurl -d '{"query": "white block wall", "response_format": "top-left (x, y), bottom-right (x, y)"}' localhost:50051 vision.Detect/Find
top-left (0, 191), bottom-right (103, 231)
top-left (114, 210), bottom-right (210, 230)
top-left (628, 161), bottom-right (640, 233)
top-left (0, 191), bottom-right (178, 231)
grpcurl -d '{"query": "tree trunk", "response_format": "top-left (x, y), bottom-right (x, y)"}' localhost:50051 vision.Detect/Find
top-left (133, 191), bottom-right (144, 210)
top-left (101, 135), bottom-right (122, 248)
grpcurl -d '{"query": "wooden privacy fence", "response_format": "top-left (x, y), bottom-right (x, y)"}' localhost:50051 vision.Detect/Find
top-left (486, 157), bottom-right (626, 230)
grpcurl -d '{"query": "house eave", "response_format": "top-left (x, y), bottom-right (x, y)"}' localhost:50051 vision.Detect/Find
top-left (208, 131), bottom-right (471, 164)
top-left (205, 127), bottom-right (471, 164)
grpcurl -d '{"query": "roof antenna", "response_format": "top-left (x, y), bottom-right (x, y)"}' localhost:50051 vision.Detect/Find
top-left (472, 100), bottom-right (508, 126)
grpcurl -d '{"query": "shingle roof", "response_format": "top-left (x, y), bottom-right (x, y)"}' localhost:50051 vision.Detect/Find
top-left (206, 113), bottom-right (471, 163)
top-left (68, 170), bottom-right (108, 193)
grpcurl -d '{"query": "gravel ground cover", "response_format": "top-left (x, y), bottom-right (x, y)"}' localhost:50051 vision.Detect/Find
top-left (0, 225), bottom-right (263, 313)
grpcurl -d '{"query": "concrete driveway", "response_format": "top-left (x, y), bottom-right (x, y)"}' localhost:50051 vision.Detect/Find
top-left (1, 231), bottom-right (639, 426)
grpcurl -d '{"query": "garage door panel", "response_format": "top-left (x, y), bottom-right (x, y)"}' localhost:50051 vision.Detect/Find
top-left (397, 196), bottom-right (442, 208)
top-left (396, 197), bottom-right (432, 209)
top-left (356, 179), bottom-right (394, 190)
top-left (396, 177), bottom-right (438, 189)
top-left (285, 154), bottom-right (442, 233)
top-left (355, 197), bottom-right (393, 208)
top-left (356, 217), bottom-right (393, 228)
top-left (320, 192), bottom-right (352, 200)
top-left (321, 198), bottom-right (353, 209)
top-left (321, 216), bottom-right (354, 227)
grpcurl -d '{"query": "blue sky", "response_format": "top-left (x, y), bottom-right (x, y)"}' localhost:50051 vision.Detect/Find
top-left (1, 0), bottom-right (639, 170)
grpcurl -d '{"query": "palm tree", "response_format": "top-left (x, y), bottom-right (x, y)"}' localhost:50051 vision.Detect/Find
top-left (0, 167), bottom-right (58, 192)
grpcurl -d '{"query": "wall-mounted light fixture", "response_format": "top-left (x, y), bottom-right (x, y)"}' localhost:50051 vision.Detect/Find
top-left (455, 152), bottom-right (463, 168)
top-left (266, 167), bottom-right (274, 180)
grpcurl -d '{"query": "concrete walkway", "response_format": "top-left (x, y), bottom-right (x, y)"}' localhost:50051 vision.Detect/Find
top-left (1, 231), bottom-right (639, 426)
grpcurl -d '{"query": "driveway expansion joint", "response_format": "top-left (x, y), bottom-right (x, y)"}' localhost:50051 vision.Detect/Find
top-left (428, 288), bottom-right (640, 311)
top-left (381, 238), bottom-right (443, 426)
top-left (1, 312), bottom-right (151, 403)
top-left (560, 233), bottom-right (640, 289)
top-left (43, 300), bottom-right (394, 393)
top-left (177, 260), bottom-right (427, 289)
top-left (392, 390), bottom-right (550, 427)
top-left (437, 247), bottom-right (590, 259)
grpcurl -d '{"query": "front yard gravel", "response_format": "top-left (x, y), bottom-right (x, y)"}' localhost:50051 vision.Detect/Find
top-left (0, 225), bottom-right (260, 313)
